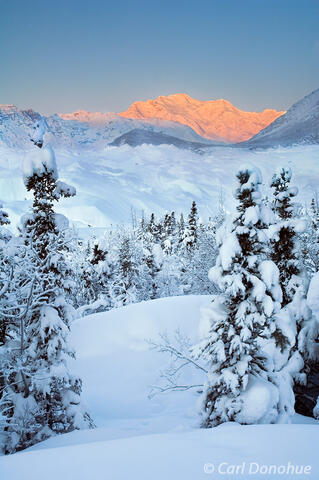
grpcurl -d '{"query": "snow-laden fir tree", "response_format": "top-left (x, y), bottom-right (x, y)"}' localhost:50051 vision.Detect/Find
top-left (269, 167), bottom-right (303, 306)
top-left (178, 213), bottom-right (185, 243)
top-left (111, 235), bottom-right (140, 307)
top-left (268, 167), bottom-right (319, 417)
top-left (192, 165), bottom-right (284, 427)
top-left (147, 213), bottom-right (161, 243)
top-left (300, 196), bottom-right (319, 275)
top-left (0, 202), bottom-right (11, 345)
top-left (161, 212), bottom-right (177, 255)
top-left (88, 236), bottom-right (117, 311)
top-left (183, 224), bottom-right (219, 295)
top-left (0, 203), bottom-right (12, 425)
top-left (3, 124), bottom-right (93, 454)
top-left (305, 272), bottom-right (319, 419)
top-left (140, 230), bottom-right (162, 301)
top-left (180, 201), bottom-right (199, 253)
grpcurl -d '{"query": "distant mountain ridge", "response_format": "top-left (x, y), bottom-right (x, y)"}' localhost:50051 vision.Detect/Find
top-left (119, 93), bottom-right (285, 142)
top-left (109, 128), bottom-right (216, 151)
top-left (1, 89), bottom-right (318, 151)
top-left (0, 105), bottom-right (214, 151)
top-left (242, 88), bottom-right (319, 148)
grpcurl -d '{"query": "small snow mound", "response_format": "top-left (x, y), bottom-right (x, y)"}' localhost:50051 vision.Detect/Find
top-left (235, 376), bottom-right (279, 424)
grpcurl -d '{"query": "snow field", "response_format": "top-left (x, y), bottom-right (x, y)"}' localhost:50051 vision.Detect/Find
top-left (1, 296), bottom-right (317, 479)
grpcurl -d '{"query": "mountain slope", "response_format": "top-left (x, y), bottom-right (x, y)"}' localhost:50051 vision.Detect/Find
top-left (109, 128), bottom-right (214, 151)
top-left (119, 93), bottom-right (285, 143)
top-left (0, 105), bottom-right (42, 149)
top-left (242, 89), bottom-right (319, 148)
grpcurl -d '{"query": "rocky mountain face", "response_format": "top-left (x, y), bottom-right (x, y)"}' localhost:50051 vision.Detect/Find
top-left (119, 93), bottom-right (285, 143)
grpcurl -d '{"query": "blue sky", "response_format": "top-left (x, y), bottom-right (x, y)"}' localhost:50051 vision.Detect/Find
top-left (1, 0), bottom-right (318, 114)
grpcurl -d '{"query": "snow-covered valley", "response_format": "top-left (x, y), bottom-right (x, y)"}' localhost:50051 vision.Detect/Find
top-left (0, 296), bottom-right (318, 480)
top-left (1, 143), bottom-right (319, 231)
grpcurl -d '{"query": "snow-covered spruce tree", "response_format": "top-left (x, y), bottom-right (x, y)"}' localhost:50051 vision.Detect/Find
top-left (140, 229), bottom-right (162, 301)
top-left (178, 213), bottom-right (185, 244)
top-left (180, 201), bottom-right (199, 253)
top-left (269, 167), bottom-right (303, 307)
top-left (3, 126), bottom-right (93, 454)
top-left (112, 235), bottom-right (140, 307)
top-left (0, 202), bottom-right (11, 345)
top-left (0, 203), bottom-right (12, 441)
top-left (269, 167), bottom-right (319, 417)
top-left (193, 166), bottom-right (284, 427)
top-left (159, 212), bottom-right (177, 255)
top-left (306, 272), bottom-right (319, 419)
top-left (300, 196), bottom-right (319, 275)
top-left (184, 224), bottom-right (219, 295)
top-left (88, 236), bottom-right (117, 312)
top-left (147, 213), bottom-right (161, 243)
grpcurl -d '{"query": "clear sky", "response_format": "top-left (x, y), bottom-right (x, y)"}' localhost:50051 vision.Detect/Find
top-left (1, 0), bottom-right (318, 115)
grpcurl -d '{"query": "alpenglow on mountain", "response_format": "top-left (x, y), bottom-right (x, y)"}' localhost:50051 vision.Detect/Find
top-left (119, 93), bottom-right (285, 143)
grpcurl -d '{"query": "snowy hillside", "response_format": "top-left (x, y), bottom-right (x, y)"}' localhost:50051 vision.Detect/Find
top-left (0, 296), bottom-right (317, 480)
top-left (0, 105), bottom-right (41, 149)
top-left (0, 105), bottom-right (213, 152)
top-left (1, 143), bottom-right (319, 230)
top-left (244, 88), bottom-right (319, 147)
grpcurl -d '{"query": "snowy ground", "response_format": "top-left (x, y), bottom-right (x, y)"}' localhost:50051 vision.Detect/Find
top-left (1, 144), bottom-right (319, 231)
top-left (0, 296), bottom-right (318, 479)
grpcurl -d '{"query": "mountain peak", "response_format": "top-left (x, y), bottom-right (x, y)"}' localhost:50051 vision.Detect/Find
top-left (119, 94), bottom-right (285, 142)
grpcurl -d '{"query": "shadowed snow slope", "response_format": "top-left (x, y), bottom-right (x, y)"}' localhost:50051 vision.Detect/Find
top-left (244, 88), bottom-right (319, 148)
top-left (0, 296), bottom-right (318, 479)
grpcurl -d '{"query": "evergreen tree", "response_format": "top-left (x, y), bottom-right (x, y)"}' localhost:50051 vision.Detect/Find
top-left (193, 166), bottom-right (283, 427)
top-left (269, 167), bottom-right (319, 417)
top-left (180, 201), bottom-right (199, 253)
top-left (112, 235), bottom-right (139, 306)
top-left (162, 212), bottom-right (177, 255)
top-left (270, 167), bottom-right (302, 306)
top-left (3, 125), bottom-right (93, 453)
top-left (178, 213), bottom-right (185, 243)
top-left (300, 197), bottom-right (319, 275)
top-left (0, 202), bottom-right (11, 345)
top-left (147, 213), bottom-right (160, 243)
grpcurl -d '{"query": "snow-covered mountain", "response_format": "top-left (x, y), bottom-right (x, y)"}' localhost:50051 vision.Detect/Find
top-left (120, 93), bottom-right (285, 143)
top-left (243, 88), bottom-right (319, 148)
top-left (0, 105), bottom-right (42, 149)
top-left (0, 105), bottom-right (213, 151)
